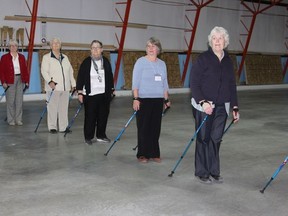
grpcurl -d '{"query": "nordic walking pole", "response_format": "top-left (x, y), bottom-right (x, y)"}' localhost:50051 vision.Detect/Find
top-left (224, 118), bottom-right (236, 134)
top-left (23, 84), bottom-right (29, 93)
top-left (69, 88), bottom-right (76, 100)
top-left (104, 111), bottom-right (137, 156)
top-left (0, 86), bottom-right (10, 102)
top-left (34, 89), bottom-right (55, 133)
top-left (168, 115), bottom-right (208, 177)
top-left (64, 103), bottom-right (83, 137)
top-left (260, 156), bottom-right (288, 193)
top-left (162, 105), bottom-right (170, 116)
top-left (132, 106), bottom-right (171, 151)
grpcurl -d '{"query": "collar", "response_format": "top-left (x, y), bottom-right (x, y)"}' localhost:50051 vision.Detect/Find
top-left (50, 51), bottom-right (64, 61)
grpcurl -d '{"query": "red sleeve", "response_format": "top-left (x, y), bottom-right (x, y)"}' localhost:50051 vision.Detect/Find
top-left (19, 54), bottom-right (30, 83)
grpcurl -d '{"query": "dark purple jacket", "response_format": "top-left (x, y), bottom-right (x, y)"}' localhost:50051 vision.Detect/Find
top-left (190, 47), bottom-right (238, 108)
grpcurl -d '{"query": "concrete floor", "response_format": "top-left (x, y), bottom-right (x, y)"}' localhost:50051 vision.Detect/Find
top-left (0, 86), bottom-right (288, 216)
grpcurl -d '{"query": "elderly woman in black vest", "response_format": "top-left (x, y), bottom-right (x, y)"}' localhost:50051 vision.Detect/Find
top-left (76, 40), bottom-right (114, 145)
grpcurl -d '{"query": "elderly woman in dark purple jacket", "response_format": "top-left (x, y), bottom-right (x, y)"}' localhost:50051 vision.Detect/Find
top-left (190, 26), bottom-right (240, 184)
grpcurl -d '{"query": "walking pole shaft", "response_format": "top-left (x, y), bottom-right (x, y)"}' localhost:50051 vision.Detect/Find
top-left (34, 90), bottom-right (54, 133)
top-left (104, 111), bottom-right (137, 156)
top-left (0, 86), bottom-right (10, 102)
top-left (168, 115), bottom-right (208, 177)
top-left (64, 103), bottom-right (83, 137)
top-left (260, 156), bottom-right (288, 193)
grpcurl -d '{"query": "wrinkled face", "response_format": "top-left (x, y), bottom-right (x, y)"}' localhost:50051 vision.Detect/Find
top-left (211, 32), bottom-right (225, 53)
top-left (90, 42), bottom-right (103, 58)
top-left (51, 40), bottom-right (61, 52)
top-left (146, 42), bottom-right (158, 56)
top-left (9, 43), bottom-right (18, 52)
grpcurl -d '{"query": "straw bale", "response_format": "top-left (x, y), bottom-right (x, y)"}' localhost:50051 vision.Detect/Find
top-left (245, 55), bottom-right (282, 85)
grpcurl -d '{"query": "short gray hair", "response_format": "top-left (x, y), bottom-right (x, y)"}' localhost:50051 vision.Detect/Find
top-left (9, 39), bottom-right (18, 47)
top-left (50, 37), bottom-right (62, 48)
top-left (208, 26), bottom-right (230, 48)
top-left (146, 37), bottom-right (162, 54)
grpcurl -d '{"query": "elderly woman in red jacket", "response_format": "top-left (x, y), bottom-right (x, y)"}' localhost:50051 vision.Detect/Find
top-left (0, 39), bottom-right (29, 126)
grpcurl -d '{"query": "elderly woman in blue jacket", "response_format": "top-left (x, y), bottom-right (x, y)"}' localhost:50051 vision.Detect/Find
top-left (190, 26), bottom-right (240, 184)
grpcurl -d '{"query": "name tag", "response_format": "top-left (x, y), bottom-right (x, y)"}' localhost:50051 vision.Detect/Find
top-left (155, 74), bottom-right (162, 81)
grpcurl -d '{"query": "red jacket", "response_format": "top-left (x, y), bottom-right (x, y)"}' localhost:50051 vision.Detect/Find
top-left (0, 52), bottom-right (30, 84)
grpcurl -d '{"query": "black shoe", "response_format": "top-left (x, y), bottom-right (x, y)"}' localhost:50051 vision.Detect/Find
top-left (195, 176), bottom-right (212, 184)
top-left (60, 129), bottom-right (72, 133)
top-left (96, 137), bottom-right (111, 143)
top-left (210, 175), bottom-right (223, 183)
top-left (85, 139), bottom-right (93, 145)
top-left (50, 129), bottom-right (57, 134)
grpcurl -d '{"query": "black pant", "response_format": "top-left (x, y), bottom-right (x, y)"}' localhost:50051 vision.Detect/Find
top-left (193, 104), bottom-right (227, 177)
top-left (136, 98), bottom-right (163, 159)
top-left (83, 94), bottom-right (110, 140)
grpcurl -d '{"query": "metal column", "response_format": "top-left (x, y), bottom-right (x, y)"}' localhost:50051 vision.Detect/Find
top-left (26, 0), bottom-right (39, 76)
top-left (114, 0), bottom-right (132, 87)
top-left (181, 0), bottom-right (214, 85)
top-left (237, 0), bottom-right (283, 82)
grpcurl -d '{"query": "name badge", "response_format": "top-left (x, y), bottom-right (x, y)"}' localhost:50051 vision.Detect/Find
top-left (155, 74), bottom-right (162, 81)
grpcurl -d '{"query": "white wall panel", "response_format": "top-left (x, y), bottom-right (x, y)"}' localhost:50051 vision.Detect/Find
top-left (0, 0), bottom-right (286, 54)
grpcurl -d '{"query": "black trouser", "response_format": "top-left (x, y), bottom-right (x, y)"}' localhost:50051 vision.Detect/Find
top-left (193, 104), bottom-right (227, 177)
top-left (83, 93), bottom-right (110, 140)
top-left (136, 98), bottom-right (163, 159)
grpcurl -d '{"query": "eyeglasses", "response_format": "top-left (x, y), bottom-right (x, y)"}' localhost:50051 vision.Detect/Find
top-left (91, 47), bottom-right (102, 50)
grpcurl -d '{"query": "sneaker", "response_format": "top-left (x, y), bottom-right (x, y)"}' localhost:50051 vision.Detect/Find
top-left (138, 156), bottom-right (148, 163)
top-left (210, 175), bottom-right (223, 184)
top-left (96, 137), bottom-right (111, 143)
top-left (49, 129), bottom-right (57, 134)
top-left (195, 176), bottom-right (212, 184)
top-left (16, 121), bottom-right (23, 126)
top-left (85, 139), bottom-right (93, 145)
top-left (8, 122), bottom-right (15, 126)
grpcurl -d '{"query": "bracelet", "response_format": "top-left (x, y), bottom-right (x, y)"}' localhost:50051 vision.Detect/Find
top-left (164, 98), bottom-right (170, 104)
top-left (133, 97), bottom-right (140, 101)
top-left (233, 108), bottom-right (239, 112)
top-left (200, 100), bottom-right (209, 106)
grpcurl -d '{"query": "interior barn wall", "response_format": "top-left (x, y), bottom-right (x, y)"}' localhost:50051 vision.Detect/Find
top-left (0, 0), bottom-right (286, 54)
top-left (37, 49), bottom-right (284, 92)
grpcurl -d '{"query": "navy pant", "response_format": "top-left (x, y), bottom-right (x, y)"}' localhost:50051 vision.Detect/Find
top-left (193, 104), bottom-right (227, 177)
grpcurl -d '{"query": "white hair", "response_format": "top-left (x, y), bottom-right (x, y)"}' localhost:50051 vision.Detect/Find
top-left (49, 37), bottom-right (62, 48)
top-left (9, 39), bottom-right (18, 47)
top-left (208, 26), bottom-right (230, 48)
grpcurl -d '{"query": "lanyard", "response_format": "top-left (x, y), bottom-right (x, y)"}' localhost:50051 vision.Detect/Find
top-left (91, 57), bottom-right (103, 74)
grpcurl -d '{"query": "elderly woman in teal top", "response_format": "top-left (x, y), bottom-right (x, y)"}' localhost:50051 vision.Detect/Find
top-left (132, 37), bottom-right (171, 163)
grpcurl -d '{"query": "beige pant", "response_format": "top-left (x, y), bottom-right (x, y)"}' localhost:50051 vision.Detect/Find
top-left (6, 75), bottom-right (23, 124)
top-left (46, 91), bottom-right (69, 132)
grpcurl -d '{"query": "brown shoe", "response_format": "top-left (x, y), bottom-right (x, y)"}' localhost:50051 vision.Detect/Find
top-left (138, 156), bottom-right (148, 163)
top-left (152, 158), bottom-right (161, 163)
